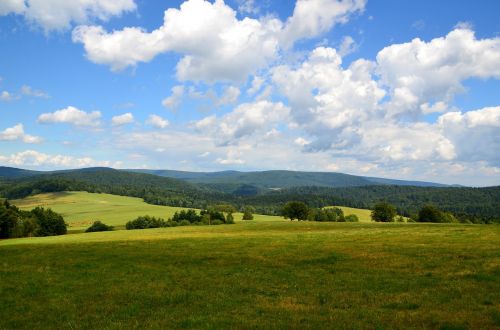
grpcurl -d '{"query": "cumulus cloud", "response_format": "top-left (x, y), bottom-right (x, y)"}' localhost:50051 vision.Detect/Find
top-left (438, 106), bottom-right (500, 165)
top-left (0, 0), bottom-right (24, 15)
top-left (146, 114), bottom-right (169, 129)
top-left (72, 0), bottom-right (365, 82)
top-left (273, 46), bottom-right (385, 151)
top-left (338, 35), bottom-right (358, 57)
top-left (0, 124), bottom-right (42, 144)
top-left (196, 100), bottom-right (290, 145)
top-left (377, 28), bottom-right (500, 117)
top-left (162, 85), bottom-right (184, 109)
top-left (217, 86), bottom-right (240, 105)
top-left (0, 0), bottom-right (136, 32)
top-left (0, 150), bottom-right (120, 168)
top-left (282, 0), bottom-right (365, 47)
top-left (111, 113), bottom-right (134, 126)
top-left (38, 106), bottom-right (101, 127)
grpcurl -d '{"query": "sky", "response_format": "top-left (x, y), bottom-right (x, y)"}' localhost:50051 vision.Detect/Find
top-left (0, 0), bottom-right (499, 186)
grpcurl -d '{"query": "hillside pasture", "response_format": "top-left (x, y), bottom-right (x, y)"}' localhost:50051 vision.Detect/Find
top-left (12, 191), bottom-right (284, 230)
top-left (0, 221), bottom-right (498, 329)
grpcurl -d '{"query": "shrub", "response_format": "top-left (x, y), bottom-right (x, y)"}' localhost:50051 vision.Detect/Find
top-left (242, 207), bottom-right (254, 220)
top-left (211, 220), bottom-right (224, 225)
top-left (31, 207), bottom-right (67, 236)
top-left (282, 201), bottom-right (309, 221)
top-left (344, 214), bottom-right (359, 222)
top-left (126, 215), bottom-right (166, 230)
top-left (172, 209), bottom-right (202, 223)
top-left (308, 207), bottom-right (345, 222)
top-left (86, 221), bottom-right (113, 232)
top-left (371, 202), bottom-right (396, 222)
top-left (396, 216), bottom-right (405, 222)
top-left (418, 205), bottom-right (457, 223)
top-left (179, 219), bottom-right (191, 226)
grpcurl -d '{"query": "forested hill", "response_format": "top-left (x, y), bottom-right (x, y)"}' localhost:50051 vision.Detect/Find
top-left (0, 167), bottom-right (498, 223)
top-left (127, 169), bottom-right (452, 190)
top-left (0, 167), bottom-right (226, 208)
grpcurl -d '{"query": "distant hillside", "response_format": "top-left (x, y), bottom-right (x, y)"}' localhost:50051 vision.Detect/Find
top-left (0, 166), bottom-right (497, 223)
top-left (127, 169), bottom-right (452, 191)
top-left (0, 166), bottom-right (43, 179)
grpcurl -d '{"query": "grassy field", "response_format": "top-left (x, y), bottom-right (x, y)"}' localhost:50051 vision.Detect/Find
top-left (12, 191), bottom-right (284, 230)
top-left (0, 222), bottom-right (498, 329)
top-left (3, 192), bottom-right (499, 329)
top-left (12, 192), bottom-right (375, 231)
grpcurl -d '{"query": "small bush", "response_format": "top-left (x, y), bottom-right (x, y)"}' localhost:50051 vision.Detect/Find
top-left (242, 207), bottom-right (254, 220)
top-left (344, 214), bottom-right (359, 222)
top-left (126, 215), bottom-right (166, 230)
top-left (86, 221), bottom-right (113, 232)
top-left (396, 216), bottom-right (405, 223)
top-left (211, 219), bottom-right (224, 225)
top-left (179, 219), bottom-right (191, 226)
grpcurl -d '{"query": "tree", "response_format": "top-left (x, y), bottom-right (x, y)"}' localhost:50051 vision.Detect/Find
top-left (0, 201), bottom-right (19, 238)
top-left (242, 206), bottom-right (254, 220)
top-left (86, 220), bottom-right (114, 232)
top-left (282, 201), bottom-right (309, 221)
top-left (31, 207), bottom-right (67, 236)
top-left (371, 202), bottom-right (396, 222)
top-left (417, 205), bottom-right (457, 223)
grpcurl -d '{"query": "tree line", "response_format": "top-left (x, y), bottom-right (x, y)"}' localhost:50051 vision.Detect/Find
top-left (1, 170), bottom-right (498, 223)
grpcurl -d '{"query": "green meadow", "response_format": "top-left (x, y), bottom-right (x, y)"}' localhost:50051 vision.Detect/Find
top-left (11, 191), bottom-right (286, 230)
top-left (1, 192), bottom-right (499, 329)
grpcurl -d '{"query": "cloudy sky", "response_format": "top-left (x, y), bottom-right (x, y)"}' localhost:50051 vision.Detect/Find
top-left (0, 0), bottom-right (499, 186)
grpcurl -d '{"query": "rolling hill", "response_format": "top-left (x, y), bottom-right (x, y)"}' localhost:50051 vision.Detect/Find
top-left (127, 169), bottom-right (453, 190)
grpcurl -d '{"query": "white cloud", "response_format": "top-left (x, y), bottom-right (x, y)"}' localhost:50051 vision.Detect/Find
top-left (0, 124), bottom-right (42, 144)
top-left (420, 101), bottom-right (448, 114)
top-left (237, 0), bottom-right (259, 15)
top-left (38, 106), bottom-right (101, 127)
top-left (73, 0), bottom-right (281, 81)
top-left (294, 137), bottom-right (311, 146)
top-left (247, 76), bottom-right (264, 95)
top-left (146, 114), bottom-right (169, 129)
top-left (438, 106), bottom-right (500, 165)
top-left (376, 28), bottom-right (500, 117)
top-left (73, 0), bottom-right (365, 82)
top-left (0, 150), bottom-right (120, 168)
top-left (0, 0), bottom-right (136, 32)
top-left (198, 100), bottom-right (290, 145)
top-left (21, 85), bottom-right (49, 98)
top-left (217, 85), bottom-right (240, 105)
top-left (281, 0), bottom-right (366, 48)
top-left (162, 85), bottom-right (185, 109)
top-left (338, 35), bottom-right (358, 57)
top-left (0, 91), bottom-right (15, 101)
top-left (273, 47), bottom-right (385, 151)
top-left (0, 0), bottom-right (24, 15)
top-left (111, 113), bottom-right (134, 126)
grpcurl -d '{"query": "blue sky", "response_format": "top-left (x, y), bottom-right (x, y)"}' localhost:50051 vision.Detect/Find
top-left (0, 0), bottom-right (499, 186)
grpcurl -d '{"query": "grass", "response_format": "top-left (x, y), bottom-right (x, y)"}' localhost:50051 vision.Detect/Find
top-left (0, 222), bottom-right (498, 329)
top-left (2, 192), bottom-right (499, 329)
top-left (335, 205), bottom-right (373, 222)
top-left (12, 191), bottom-right (283, 231)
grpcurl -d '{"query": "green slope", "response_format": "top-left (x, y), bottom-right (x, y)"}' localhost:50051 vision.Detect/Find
top-left (12, 191), bottom-right (283, 230)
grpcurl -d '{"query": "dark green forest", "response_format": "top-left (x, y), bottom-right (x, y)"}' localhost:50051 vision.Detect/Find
top-left (0, 168), bottom-right (498, 223)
